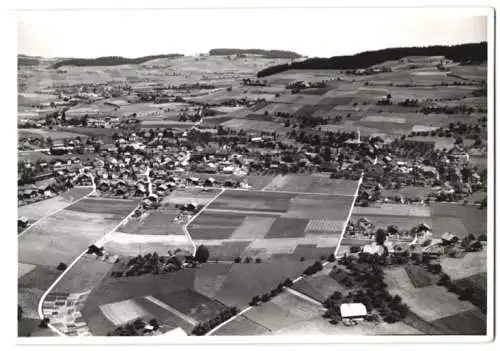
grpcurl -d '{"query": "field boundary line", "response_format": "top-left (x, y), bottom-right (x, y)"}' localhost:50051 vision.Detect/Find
top-left (228, 187), bottom-right (357, 197)
top-left (18, 173), bottom-right (96, 238)
top-left (36, 200), bottom-right (140, 337)
top-left (143, 295), bottom-right (197, 326)
top-left (205, 306), bottom-right (252, 336)
top-left (334, 172), bottom-right (364, 258)
top-left (284, 287), bottom-right (326, 308)
top-left (184, 188), bottom-right (225, 256)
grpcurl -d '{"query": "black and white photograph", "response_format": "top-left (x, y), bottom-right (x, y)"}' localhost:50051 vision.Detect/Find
top-left (11, 1), bottom-right (494, 345)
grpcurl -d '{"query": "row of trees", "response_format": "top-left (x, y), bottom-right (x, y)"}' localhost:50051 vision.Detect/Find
top-left (249, 278), bottom-right (293, 306)
top-left (191, 307), bottom-right (239, 335)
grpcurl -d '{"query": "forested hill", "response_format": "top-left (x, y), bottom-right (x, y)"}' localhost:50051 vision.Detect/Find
top-left (209, 48), bottom-right (302, 59)
top-left (257, 42), bottom-right (487, 77)
top-left (51, 54), bottom-right (185, 68)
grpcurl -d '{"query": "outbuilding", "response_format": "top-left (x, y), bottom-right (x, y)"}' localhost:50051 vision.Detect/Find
top-left (340, 303), bottom-right (367, 320)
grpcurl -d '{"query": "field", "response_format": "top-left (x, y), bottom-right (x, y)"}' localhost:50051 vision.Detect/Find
top-left (404, 265), bottom-right (440, 288)
top-left (19, 198), bottom-right (138, 268)
top-left (66, 197), bottom-right (138, 216)
top-left (211, 315), bottom-right (271, 335)
top-left (118, 209), bottom-right (184, 236)
top-left (431, 203), bottom-right (487, 237)
top-left (188, 189), bottom-right (354, 261)
top-left (221, 119), bottom-right (288, 133)
top-left (18, 187), bottom-right (92, 221)
top-left (214, 260), bottom-right (312, 309)
top-left (262, 174), bottom-right (359, 196)
top-left (384, 267), bottom-right (482, 331)
top-left (441, 251), bottom-right (487, 281)
top-left (50, 254), bottom-right (115, 294)
top-left (18, 128), bottom-right (88, 140)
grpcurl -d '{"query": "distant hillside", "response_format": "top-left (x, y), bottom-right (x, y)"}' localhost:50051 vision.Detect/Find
top-left (209, 48), bottom-right (301, 59)
top-left (257, 42), bottom-right (487, 77)
top-left (52, 54), bottom-right (185, 68)
top-left (18, 56), bottom-right (40, 66)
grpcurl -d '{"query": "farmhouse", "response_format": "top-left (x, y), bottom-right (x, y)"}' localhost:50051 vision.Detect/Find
top-left (340, 303), bottom-right (367, 320)
top-left (441, 232), bottom-right (459, 245)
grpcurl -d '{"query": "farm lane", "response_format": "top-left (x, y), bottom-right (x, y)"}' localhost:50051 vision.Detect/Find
top-left (184, 188), bottom-right (226, 256)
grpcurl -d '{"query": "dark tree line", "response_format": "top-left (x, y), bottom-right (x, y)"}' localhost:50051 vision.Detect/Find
top-left (209, 48), bottom-right (301, 59)
top-left (257, 42), bottom-right (487, 77)
top-left (52, 54), bottom-right (184, 68)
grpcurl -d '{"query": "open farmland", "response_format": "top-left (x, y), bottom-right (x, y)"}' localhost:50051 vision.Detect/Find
top-left (18, 128), bottom-right (88, 140)
top-left (118, 209), bottom-right (184, 236)
top-left (65, 197), bottom-right (138, 216)
top-left (430, 203), bottom-right (487, 237)
top-left (262, 174), bottom-right (359, 196)
top-left (18, 187), bottom-right (92, 221)
top-left (187, 188), bottom-right (355, 261)
top-left (384, 267), bottom-right (482, 327)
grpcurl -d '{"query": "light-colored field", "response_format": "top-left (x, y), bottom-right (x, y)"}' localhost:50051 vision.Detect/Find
top-left (231, 216), bottom-right (277, 239)
top-left (166, 188), bottom-right (221, 206)
top-left (271, 290), bottom-right (325, 320)
top-left (18, 128), bottom-right (88, 140)
top-left (262, 174), bottom-right (359, 196)
top-left (221, 119), bottom-right (287, 133)
top-left (273, 317), bottom-right (422, 335)
top-left (98, 231), bottom-right (193, 257)
top-left (100, 299), bottom-right (150, 326)
top-left (244, 301), bottom-right (306, 331)
top-left (19, 209), bottom-right (128, 268)
top-left (352, 204), bottom-right (430, 217)
top-left (441, 251), bottom-right (487, 281)
top-left (305, 219), bottom-right (345, 233)
top-left (362, 116), bottom-right (407, 124)
top-left (18, 262), bottom-right (37, 278)
top-left (384, 267), bottom-right (476, 322)
top-left (51, 254), bottom-right (114, 294)
top-left (18, 187), bottom-right (92, 221)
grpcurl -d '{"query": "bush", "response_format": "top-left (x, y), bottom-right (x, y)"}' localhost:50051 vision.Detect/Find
top-left (255, 258), bottom-right (262, 263)
top-left (234, 257), bottom-right (242, 263)
top-left (327, 254), bottom-right (336, 262)
top-left (39, 317), bottom-right (50, 328)
top-left (349, 246), bottom-right (361, 254)
top-left (244, 257), bottom-right (252, 264)
top-left (195, 245), bottom-right (210, 263)
top-left (56, 262), bottom-right (68, 271)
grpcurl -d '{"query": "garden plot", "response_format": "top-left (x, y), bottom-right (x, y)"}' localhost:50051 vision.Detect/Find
top-left (284, 195), bottom-right (353, 220)
top-left (167, 188), bottom-right (221, 206)
top-left (199, 241), bottom-right (252, 262)
top-left (265, 218), bottom-right (309, 238)
top-left (100, 299), bottom-right (150, 326)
